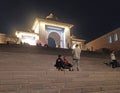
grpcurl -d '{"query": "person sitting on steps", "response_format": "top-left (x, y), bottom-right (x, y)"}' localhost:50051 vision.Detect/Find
top-left (104, 50), bottom-right (120, 68)
top-left (63, 56), bottom-right (73, 71)
top-left (110, 50), bottom-right (119, 68)
top-left (54, 55), bottom-right (64, 71)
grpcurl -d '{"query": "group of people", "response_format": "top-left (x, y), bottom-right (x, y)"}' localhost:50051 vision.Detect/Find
top-left (54, 55), bottom-right (73, 71)
top-left (54, 43), bottom-right (120, 71)
top-left (54, 44), bottom-right (81, 71)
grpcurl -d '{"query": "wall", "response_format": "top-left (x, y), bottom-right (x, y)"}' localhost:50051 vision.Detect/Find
top-left (0, 34), bottom-right (6, 44)
top-left (85, 28), bottom-right (120, 51)
top-left (33, 18), bottom-right (72, 48)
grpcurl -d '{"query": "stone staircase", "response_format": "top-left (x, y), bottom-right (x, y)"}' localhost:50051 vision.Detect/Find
top-left (0, 45), bottom-right (120, 93)
top-left (0, 44), bottom-right (72, 56)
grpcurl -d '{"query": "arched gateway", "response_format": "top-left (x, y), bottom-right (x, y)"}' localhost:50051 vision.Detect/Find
top-left (48, 32), bottom-right (60, 48)
top-left (32, 13), bottom-right (73, 48)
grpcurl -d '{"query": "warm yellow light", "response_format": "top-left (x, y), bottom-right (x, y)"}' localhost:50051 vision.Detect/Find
top-left (22, 37), bottom-right (36, 46)
top-left (72, 44), bottom-right (80, 49)
top-left (65, 27), bottom-right (69, 32)
top-left (40, 22), bottom-right (45, 29)
top-left (32, 19), bottom-right (39, 30)
top-left (34, 24), bottom-right (39, 34)
top-left (72, 44), bottom-right (76, 49)
top-left (15, 31), bottom-right (39, 46)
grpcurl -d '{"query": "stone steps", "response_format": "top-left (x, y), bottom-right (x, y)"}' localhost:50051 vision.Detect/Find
top-left (0, 70), bottom-right (120, 77)
top-left (0, 70), bottom-right (120, 92)
top-left (1, 84), bottom-right (120, 93)
top-left (89, 89), bottom-right (120, 93)
top-left (0, 44), bottom-right (72, 56)
top-left (0, 48), bottom-right (120, 93)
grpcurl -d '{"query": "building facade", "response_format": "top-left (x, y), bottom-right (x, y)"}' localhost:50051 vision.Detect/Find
top-left (15, 31), bottom-right (39, 45)
top-left (0, 14), bottom-right (86, 49)
top-left (14, 13), bottom-right (85, 49)
top-left (31, 15), bottom-right (73, 48)
top-left (0, 33), bottom-right (6, 44)
top-left (0, 33), bottom-right (18, 44)
top-left (85, 28), bottom-right (120, 51)
top-left (71, 35), bottom-right (85, 50)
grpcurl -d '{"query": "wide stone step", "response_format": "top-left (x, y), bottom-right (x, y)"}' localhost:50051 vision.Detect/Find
top-left (1, 71), bottom-right (120, 80)
top-left (60, 85), bottom-right (120, 93)
top-left (0, 66), bottom-right (118, 72)
top-left (0, 44), bottom-right (72, 56)
top-left (0, 89), bottom-right (59, 93)
top-left (1, 83), bottom-right (120, 93)
top-left (1, 89), bottom-right (120, 93)
top-left (88, 89), bottom-right (120, 93)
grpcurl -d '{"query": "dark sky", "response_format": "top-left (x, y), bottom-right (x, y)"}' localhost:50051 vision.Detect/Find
top-left (1, 0), bottom-right (120, 42)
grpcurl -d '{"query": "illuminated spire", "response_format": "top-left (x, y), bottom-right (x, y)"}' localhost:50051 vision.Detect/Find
top-left (46, 13), bottom-right (58, 20)
top-left (46, 13), bottom-right (54, 19)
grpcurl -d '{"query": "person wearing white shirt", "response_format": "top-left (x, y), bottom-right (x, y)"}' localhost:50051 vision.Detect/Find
top-left (72, 44), bottom-right (81, 71)
top-left (110, 51), bottom-right (117, 68)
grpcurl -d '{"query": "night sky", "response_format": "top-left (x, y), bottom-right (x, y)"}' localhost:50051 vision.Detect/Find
top-left (1, 0), bottom-right (120, 43)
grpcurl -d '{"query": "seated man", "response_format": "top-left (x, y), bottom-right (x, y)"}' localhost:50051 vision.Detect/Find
top-left (63, 56), bottom-right (73, 71)
top-left (54, 55), bottom-right (64, 71)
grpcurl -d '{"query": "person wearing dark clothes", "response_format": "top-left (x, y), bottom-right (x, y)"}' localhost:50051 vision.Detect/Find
top-left (54, 55), bottom-right (64, 71)
top-left (63, 56), bottom-right (73, 71)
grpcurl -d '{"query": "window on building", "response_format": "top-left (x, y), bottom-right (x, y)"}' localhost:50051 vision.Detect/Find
top-left (108, 36), bottom-right (112, 43)
top-left (114, 33), bottom-right (119, 41)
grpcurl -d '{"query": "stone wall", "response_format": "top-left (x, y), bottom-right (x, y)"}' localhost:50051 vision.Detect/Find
top-left (0, 34), bottom-right (6, 44)
top-left (86, 28), bottom-right (120, 51)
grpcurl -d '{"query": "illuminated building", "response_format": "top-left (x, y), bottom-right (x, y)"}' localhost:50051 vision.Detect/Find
top-left (15, 13), bottom-right (85, 49)
top-left (0, 33), bottom-right (18, 44)
top-left (85, 28), bottom-right (120, 51)
top-left (16, 13), bottom-right (73, 48)
top-left (16, 31), bottom-right (39, 46)
top-left (0, 33), bottom-right (6, 44)
top-left (32, 13), bottom-right (73, 48)
top-left (71, 35), bottom-right (85, 49)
